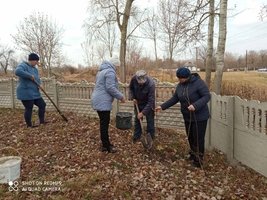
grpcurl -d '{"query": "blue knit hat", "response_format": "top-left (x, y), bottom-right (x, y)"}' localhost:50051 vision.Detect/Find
top-left (28, 53), bottom-right (39, 61)
top-left (176, 67), bottom-right (191, 78)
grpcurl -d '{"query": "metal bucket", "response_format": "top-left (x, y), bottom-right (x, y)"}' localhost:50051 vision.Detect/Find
top-left (116, 112), bottom-right (132, 130)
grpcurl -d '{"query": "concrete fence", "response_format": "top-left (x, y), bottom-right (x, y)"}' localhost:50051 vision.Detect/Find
top-left (0, 78), bottom-right (266, 177)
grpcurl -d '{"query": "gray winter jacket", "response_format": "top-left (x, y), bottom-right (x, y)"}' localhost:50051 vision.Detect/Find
top-left (91, 61), bottom-right (123, 111)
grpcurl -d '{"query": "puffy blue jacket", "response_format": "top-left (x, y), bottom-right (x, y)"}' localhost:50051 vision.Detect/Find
top-left (161, 73), bottom-right (210, 121)
top-left (15, 61), bottom-right (41, 100)
top-left (129, 76), bottom-right (155, 115)
top-left (91, 61), bottom-right (123, 111)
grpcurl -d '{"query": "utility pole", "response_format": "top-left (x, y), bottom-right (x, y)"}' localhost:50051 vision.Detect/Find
top-left (245, 50), bottom-right (248, 72)
top-left (195, 46), bottom-right (198, 68)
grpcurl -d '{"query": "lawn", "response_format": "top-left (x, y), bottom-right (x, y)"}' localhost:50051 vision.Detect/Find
top-left (0, 108), bottom-right (267, 199)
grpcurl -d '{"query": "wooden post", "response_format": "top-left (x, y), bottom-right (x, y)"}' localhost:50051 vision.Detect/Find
top-left (52, 78), bottom-right (59, 108)
top-left (10, 78), bottom-right (15, 109)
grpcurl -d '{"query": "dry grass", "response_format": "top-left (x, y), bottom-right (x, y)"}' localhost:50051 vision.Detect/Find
top-left (149, 70), bottom-right (267, 102)
top-left (215, 72), bottom-right (267, 102)
top-left (1, 70), bottom-right (266, 101)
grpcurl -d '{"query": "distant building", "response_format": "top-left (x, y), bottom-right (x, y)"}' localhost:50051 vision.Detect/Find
top-left (257, 68), bottom-right (267, 72)
top-left (183, 62), bottom-right (200, 72)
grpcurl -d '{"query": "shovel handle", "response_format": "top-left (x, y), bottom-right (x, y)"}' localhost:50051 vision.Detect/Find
top-left (135, 103), bottom-right (145, 135)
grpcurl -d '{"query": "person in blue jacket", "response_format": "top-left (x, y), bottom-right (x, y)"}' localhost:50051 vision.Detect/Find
top-left (15, 53), bottom-right (46, 128)
top-left (129, 70), bottom-right (155, 143)
top-left (156, 67), bottom-right (210, 168)
top-left (92, 56), bottom-right (125, 153)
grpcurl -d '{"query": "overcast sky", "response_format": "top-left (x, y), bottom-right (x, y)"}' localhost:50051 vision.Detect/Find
top-left (0, 0), bottom-right (266, 66)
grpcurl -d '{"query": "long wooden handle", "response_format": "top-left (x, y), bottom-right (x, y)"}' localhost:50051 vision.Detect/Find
top-left (33, 79), bottom-right (68, 122)
top-left (135, 103), bottom-right (144, 131)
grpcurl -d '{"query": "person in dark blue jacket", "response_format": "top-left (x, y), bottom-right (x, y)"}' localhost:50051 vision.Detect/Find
top-left (129, 70), bottom-right (155, 143)
top-left (15, 53), bottom-right (46, 128)
top-left (156, 67), bottom-right (210, 168)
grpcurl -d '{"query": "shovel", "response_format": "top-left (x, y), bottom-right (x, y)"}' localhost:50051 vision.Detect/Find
top-left (33, 79), bottom-right (68, 122)
top-left (135, 103), bottom-right (153, 150)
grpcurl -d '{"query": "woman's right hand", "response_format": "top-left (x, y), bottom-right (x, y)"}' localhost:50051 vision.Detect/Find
top-left (120, 97), bottom-right (126, 103)
top-left (155, 106), bottom-right (162, 112)
top-left (133, 99), bottom-right (137, 105)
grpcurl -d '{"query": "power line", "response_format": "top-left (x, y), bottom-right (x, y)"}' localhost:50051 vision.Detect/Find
top-left (227, 22), bottom-right (267, 40)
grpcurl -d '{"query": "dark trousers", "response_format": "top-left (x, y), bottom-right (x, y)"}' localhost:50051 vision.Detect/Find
top-left (134, 105), bottom-right (155, 139)
top-left (97, 111), bottom-right (111, 148)
top-left (185, 120), bottom-right (208, 161)
top-left (21, 98), bottom-right (46, 127)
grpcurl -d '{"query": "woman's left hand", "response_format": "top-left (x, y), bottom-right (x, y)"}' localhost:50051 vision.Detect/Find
top-left (137, 112), bottom-right (144, 120)
top-left (188, 104), bottom-right (195, 111)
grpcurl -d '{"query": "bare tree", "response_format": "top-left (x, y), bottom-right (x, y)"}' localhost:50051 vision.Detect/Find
top-left (0, 45), bottom-right (15, 74)
top-left (81, 39), bottom-right (97, 67)
top-left (96, 44), bottom-right (107, 61)
top-left (9, 58), bottom-right (19, 76)
top-left (12, 12), bottom-right (64, 77)
top-left (259, 50), bottom-right (267, 67)
top-left (198, 46), bottom-right (208, 68)
top-left (126, 37), bottom-right (143, 76)
top-left (205, 0), bottom-right (215, 88)
top-left (247, 50), bottom-right (258, 71)
top-left (224, 52), bottom-right (239, 69)
top-left (259, 4), bottom-right (267, 20)
top-left (84, 8), bottom-right (117, 58)
top-left (84, 0), bottom-right (147, 82)
top-left (157, 0), bottom-right (206, 64)
top-left (214, 0), bottom-right (228, 94)
top-left (140, 10), bottom-right (159, 61)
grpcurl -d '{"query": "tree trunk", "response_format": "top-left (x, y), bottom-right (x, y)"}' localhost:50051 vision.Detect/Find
top-left (214, 0), bottom-right (228, 94)
top-left (119, 0), bottom-right (134, 83)
top-left (120, 32), bottom-right (127, 82)
top-left (205, 0), bottom-right (215, 88)
top-left (154, 38), bottom-right (158, 61)
top-left (169, 42), bottom-right (174, 65)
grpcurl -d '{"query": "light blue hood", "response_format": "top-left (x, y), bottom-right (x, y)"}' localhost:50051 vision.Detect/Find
top-left (91, 60), bottom-right (123, 111)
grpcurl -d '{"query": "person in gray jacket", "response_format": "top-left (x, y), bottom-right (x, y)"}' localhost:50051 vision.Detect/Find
top-left (91, 56), bottom-right (125, 153)
top-left (156, 67), bottom-right (210, 168)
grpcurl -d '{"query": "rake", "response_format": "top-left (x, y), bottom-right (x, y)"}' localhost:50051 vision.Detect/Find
top-left (33, 79), bottom-right (68, 122)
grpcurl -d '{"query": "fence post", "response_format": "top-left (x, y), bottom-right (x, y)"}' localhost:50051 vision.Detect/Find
top-left (227, 96), bottom-right (235, 162)
top-left (52, 78), bottom-right (59, 108)
top-left (111, 82), bottom-right (121, 119)
top-left (10, 78), bottom-right (15, 109)
top-left (205, 92), bottom-right (212, 150)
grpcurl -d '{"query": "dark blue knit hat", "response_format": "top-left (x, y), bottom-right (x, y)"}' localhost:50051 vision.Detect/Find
top-left (176, 67), bottom-right (191, 78)
top-left (28, 53), bottom-right (39, 61)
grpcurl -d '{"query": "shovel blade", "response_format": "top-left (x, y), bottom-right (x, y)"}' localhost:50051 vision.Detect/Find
top-left (146, 133), bottom-right (153, 150)
top-left (141, 133), bottom-right (153, 150)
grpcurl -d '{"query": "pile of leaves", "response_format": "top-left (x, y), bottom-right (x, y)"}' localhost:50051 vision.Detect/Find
top-left (0, 108), bottom-right (266, 199)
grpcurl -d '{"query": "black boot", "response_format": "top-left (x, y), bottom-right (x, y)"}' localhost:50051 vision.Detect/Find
top-left (101, 144), bottom-right (117, 153)
top-left (192, 154), bottom-right (203, 168)
top-left (185, 150), bottom-right (196, 161)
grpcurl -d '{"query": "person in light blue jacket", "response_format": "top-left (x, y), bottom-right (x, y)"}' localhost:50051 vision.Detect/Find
top-left (92, 56), bottom-right (125, 153)
top-left (15, 53), bottom-right (46, 128)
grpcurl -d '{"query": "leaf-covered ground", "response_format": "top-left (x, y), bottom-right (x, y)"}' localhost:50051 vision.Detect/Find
top-left (0, 108), bottom-right (266, 200)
